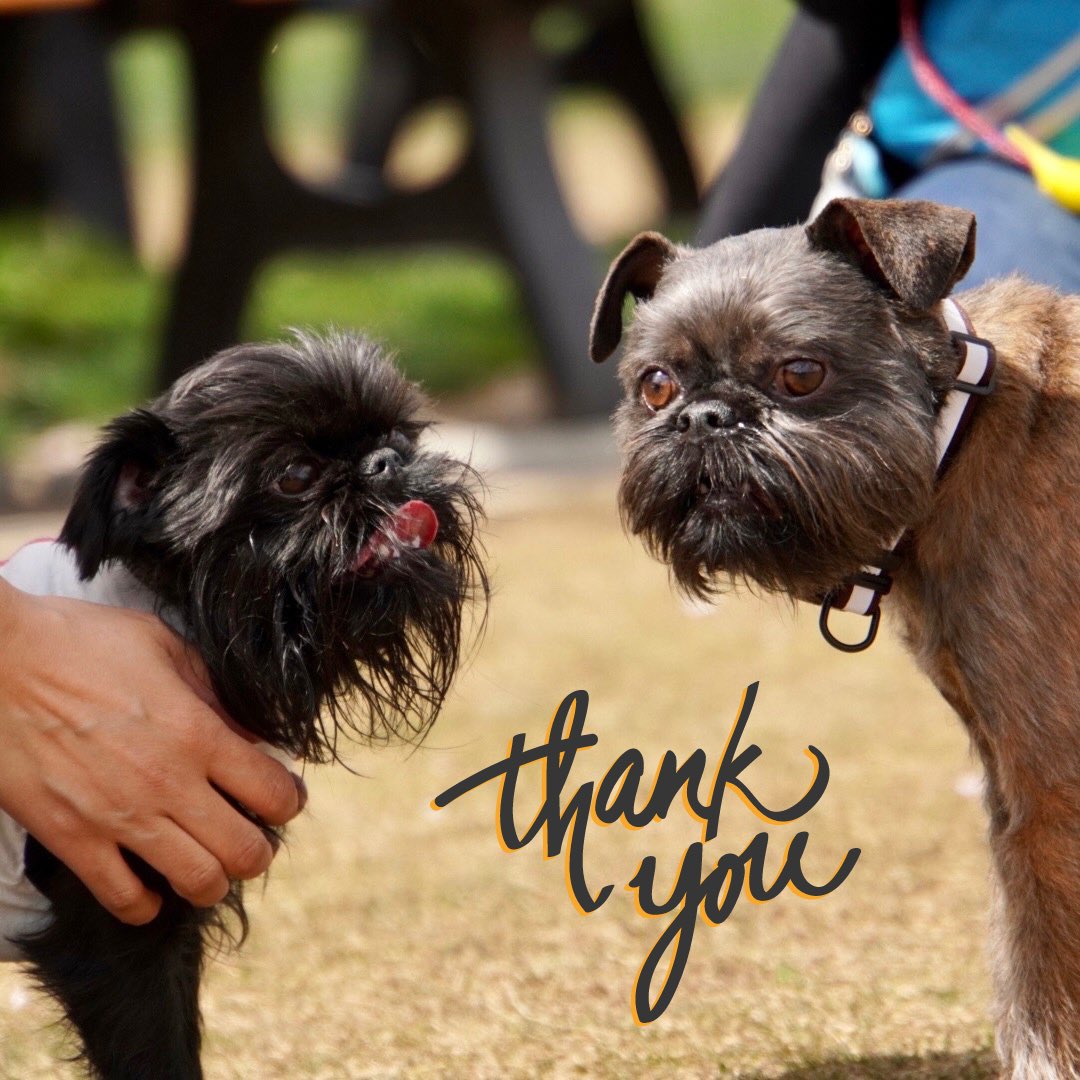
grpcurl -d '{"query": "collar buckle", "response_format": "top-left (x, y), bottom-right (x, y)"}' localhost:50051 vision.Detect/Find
top-left (950, 330), bottom-right (997, 396)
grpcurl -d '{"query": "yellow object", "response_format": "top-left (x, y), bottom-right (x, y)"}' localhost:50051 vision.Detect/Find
top-left (1005, 124), bottom-right (1080, 213)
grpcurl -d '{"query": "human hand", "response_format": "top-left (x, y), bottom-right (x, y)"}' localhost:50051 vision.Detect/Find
top-left (0, 578), bottom-right (305, 924)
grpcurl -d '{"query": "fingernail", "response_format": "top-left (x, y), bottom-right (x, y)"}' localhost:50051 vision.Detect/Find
top-left (291, 772), bottom-right (308, 812)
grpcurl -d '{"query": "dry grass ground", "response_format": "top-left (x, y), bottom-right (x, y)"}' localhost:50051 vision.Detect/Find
top-left (0, 477), bottom-right (999, 1078)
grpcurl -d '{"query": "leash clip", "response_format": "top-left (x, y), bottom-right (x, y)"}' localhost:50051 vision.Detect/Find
top-left (819, 591), bottom-right (882, 653)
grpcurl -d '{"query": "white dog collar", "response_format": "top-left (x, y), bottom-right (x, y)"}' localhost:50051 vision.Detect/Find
top-left (819, 296), bottom-right (997, 652)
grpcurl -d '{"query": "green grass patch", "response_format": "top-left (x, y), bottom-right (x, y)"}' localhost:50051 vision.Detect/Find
top-left (0, 215), bottom-right (536, 449)
top-left (0, 217), bottom-right (161, 447)
top-left (246, 248), bottom-right (535, 395)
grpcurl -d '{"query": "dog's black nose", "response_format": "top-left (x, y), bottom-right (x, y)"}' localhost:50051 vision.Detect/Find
top-left (676, 400), bottom-right (737, 436)
top-left (361, 447), bottom-right (403, 478)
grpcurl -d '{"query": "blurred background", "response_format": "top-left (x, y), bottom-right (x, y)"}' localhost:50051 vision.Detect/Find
top-left (0, 0), bottom-right (789, 488)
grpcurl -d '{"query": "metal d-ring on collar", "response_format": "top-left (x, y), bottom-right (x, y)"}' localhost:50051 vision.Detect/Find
top-left (818, 296), bottom-right (998, 653)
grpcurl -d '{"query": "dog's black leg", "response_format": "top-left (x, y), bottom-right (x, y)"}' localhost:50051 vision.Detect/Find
top-left (17, 837), bottom-right (213, 1080)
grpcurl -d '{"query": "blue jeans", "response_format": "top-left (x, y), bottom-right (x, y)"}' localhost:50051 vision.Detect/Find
top-left (896, 158), bottom-right (1080, 293)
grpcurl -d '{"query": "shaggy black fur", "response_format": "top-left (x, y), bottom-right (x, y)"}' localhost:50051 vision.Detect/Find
top-left (17, 331), bottom-right (487, 1079)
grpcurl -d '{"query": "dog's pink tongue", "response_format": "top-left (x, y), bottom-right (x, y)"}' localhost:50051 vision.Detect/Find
top-left (355, 500), bottom-right (439, 572)
top-left (390, 500), bottom-right (438, 549)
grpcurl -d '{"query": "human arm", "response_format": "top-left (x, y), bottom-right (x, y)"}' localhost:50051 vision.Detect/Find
top-left (0, 577), bottom-right (305, 924)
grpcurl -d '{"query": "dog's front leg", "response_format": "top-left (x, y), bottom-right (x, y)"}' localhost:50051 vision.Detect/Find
top-left (18, 839), bottom-right (209, 1080)
top-left (986, 777), bottom-right (1080, 1079)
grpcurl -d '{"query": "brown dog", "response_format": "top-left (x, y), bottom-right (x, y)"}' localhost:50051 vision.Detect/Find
top-left (590, 197), bottom-right (1080, 1077)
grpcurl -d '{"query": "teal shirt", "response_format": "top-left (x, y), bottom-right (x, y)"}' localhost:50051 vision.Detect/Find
top-left (869, 0), bottom-right (1080, 166)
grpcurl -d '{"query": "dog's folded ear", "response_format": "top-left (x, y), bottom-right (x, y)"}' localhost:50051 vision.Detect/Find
top-left (807, 197), bottom-right (976, 311)
top-left (59, 409), bottom-right (177, 579)
top-left (590, 231), bottom-right (678, 363)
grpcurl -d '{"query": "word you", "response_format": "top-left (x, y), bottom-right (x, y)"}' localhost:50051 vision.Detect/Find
top-left (432, 684), bottom-right (859, 1023)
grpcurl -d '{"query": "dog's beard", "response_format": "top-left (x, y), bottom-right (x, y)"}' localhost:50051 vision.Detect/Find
top-left (143, 452), bottom-right (487, 763)
top-left (617, 402), bottom-right (937, 602)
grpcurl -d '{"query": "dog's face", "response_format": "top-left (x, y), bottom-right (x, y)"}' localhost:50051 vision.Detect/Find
top-left (591, 198), bottom-right (977, 602)
top-left (59, 332), bottom-right (487, 761)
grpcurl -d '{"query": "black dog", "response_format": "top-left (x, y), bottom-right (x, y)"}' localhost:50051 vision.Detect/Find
top-left (2, 331), bottom-right (487, 1079)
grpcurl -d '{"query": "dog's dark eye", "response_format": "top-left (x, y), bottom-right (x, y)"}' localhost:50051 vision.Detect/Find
top-left (776, 359), bottom-right (826, 397)
top-left (276, 459), bottom-right (321, 496)
top-left (641, 368), bottom-right (679, 411)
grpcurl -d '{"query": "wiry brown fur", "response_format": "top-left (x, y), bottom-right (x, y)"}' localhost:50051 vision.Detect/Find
top-left (897, 278), bottom-right (1080, 1078)
top-left (592, 199), bottom-right (1080, 1077)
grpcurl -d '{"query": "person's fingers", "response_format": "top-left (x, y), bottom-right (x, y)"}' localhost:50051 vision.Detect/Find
top-left (47, 839), bottom-right (163, 925)
top-left (122, 820), bottom-right (237, 908)
top-left (0, 593), bottom-right (303, 922)
top-left (206, 730), bottom-right (305, 827)
top-left (168, 788), bottom-right (277, 884)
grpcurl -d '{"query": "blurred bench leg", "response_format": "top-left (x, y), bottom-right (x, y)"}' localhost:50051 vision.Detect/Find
top-left (33, 11), bottom-right (131, 238)
top-left (0, 18), bottom-right (42, 210)
top-left (0, 11), bottom-right (130, 238)
top-left (158, 10), bottom-right (274, 390)
top-left (564, 0), bottom-right (698, 218)
top-left (346, 11), bottom-right (438, 173)
top-left (468, 9), bottom-right (619, 417)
